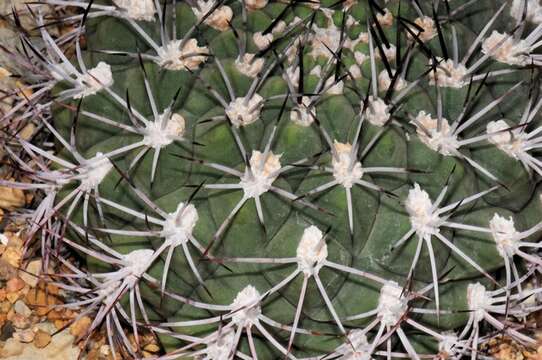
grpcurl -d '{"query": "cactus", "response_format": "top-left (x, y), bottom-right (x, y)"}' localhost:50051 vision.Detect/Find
top-left (4, 0), bottom-right (542, 358)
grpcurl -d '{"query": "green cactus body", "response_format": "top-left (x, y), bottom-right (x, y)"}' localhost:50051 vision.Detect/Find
top-left (19, 0), bottom-right (541, 358)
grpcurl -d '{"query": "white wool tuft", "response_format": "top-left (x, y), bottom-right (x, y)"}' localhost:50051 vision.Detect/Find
top-left (413, 111), bottom-right (459, 155)
top-left (230, 285), bottom-right (261, 326)
top-left (290, 96), bottom-right (314, 127)
top-left (240, 150), bottom-right (281, 198)
top-left (489, 213), bottom-right (520, 258)
top-left (203, 328), bottom-right (236, 360)
top-left (486, 120), bottom-right (527, 159)
top-left (245, 0), bottom-right (268, 11)
top-left (467, 283), bottom-right (492, 322)
top-left (482, 31), bottom-right (531, 66)
top-left (225, 95), bottom-right (264, 127)
top-left (192, 1), bottom-right (232, 31)
top-left (362, 96), bottom-right (390, 127)
top-left (296, 225), bottom-right (327, 275)
top-left (162, 202), bottom-right (199, 246)
top-left (510, 0), bottom-right (542, 23)
top-left (253, 32), bottom-right (274, 50)
top-left (74, 62), bottom-right (113, 99)
top-left (112, 0), bottom-right (155, 21)
top-left (336, 329), bottom-right (372, 360)
top-left (377, 282), bottom-right (408, 326)
top-left (429, 58), bottom-right (468, 88)
top-left (378, 69), bottom-right (407, 92)
top-left (143, 112), bottom-right (185, 148)
top-left (405, 183), bottom-right (441, 236)
top-left (235, 53), bottom-right (265, 78)
top-left (407, 16), bottom-right (436, 42)
top-left (157, 39), bottom-right (208, 71)
top-left (79, 152), bottom-right (113, 191)
top-left (331, 141), bottom-right (363, 189)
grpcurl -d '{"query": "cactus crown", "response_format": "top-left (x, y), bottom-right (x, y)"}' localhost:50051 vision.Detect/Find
top-left (4, 0), bottom-right (542, 358)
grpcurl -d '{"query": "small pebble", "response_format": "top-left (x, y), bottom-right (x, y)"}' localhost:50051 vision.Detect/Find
top-left (20, 259), bottom-right (41, 287)
top-left (6, 277), bottom-right (25, 293)
top-left (0, 258), bottom-right (17, 280)
top-left (13, 328), bottom-right (35, 343)
top-left (69, 316), bottom-right (91, 338)
top-left (33, 329), bottom-right (52, 348)
top-left (0, 321), bottom-right (14, 341)
top-left (12, 313), bottom-right (30, 329)
top-left (14, 299), bottom-right (32, 317)
top-left (0, 300), bottom-right (10, 312)
top-left (144, 343), bottom-right (160, 353)
top-left (6, 292), bottom-right (20, 303)
top-left (0, 184), bottom-right (25, 209)
top-left (0, 338), bottom-right (24, 357)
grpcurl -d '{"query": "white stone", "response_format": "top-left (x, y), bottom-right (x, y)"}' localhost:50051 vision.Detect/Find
top-left (112, 0), bottom-right (155, 21)
top-left (162, 202), bottom-right (199, 246)
top-left (377, 281), bottom-right (408, 326)
top-left (0, 232), bottom-right (8, 245)
top-left (79, 153), bottom-right (113, 191)
top-left (225, 94), bottom-right (263, 127)
top-left (405, 183), bottom-right (441, 236)
top-left (157, 39), bottom-right (208, 71)
top-left (14, 300), bottom-right (32, 317)
top-left (192, 1), bottom-right (233, 31)
top-left (429, 58), bottom-right (468, 88)
top-left (510, 0), bottom-right (542, 23)
top-left (332, 141), bottom-right (363, 189)
top-left (296, 225), bottom-right (327, 275)
top-left (482, 31), bottom-right (530, 66)
top-left (143, 112), bottom-right (185, 148)
top-left (486, 120), bottom-right (526, 159)
top-left (240, 151), bottom-right (281, 198)
top-left (362, 96), bottom-right (390, 127)
top-left (74, 62), bottom-right (113, 99)
top-left (19, 259), bottom-right (41, 287)
top-left (230, 285), bottom-right (261, 326)
top-left (235, 53), bottom-right (264, 78)
top-left (413, 111), bottom-right (459, 156)
top-left (489, 213), bottom-right (520, 258)
top-left (467, 282), bottom-right (492, 322)
top-left (290, 96), bottom-right (314, 127)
